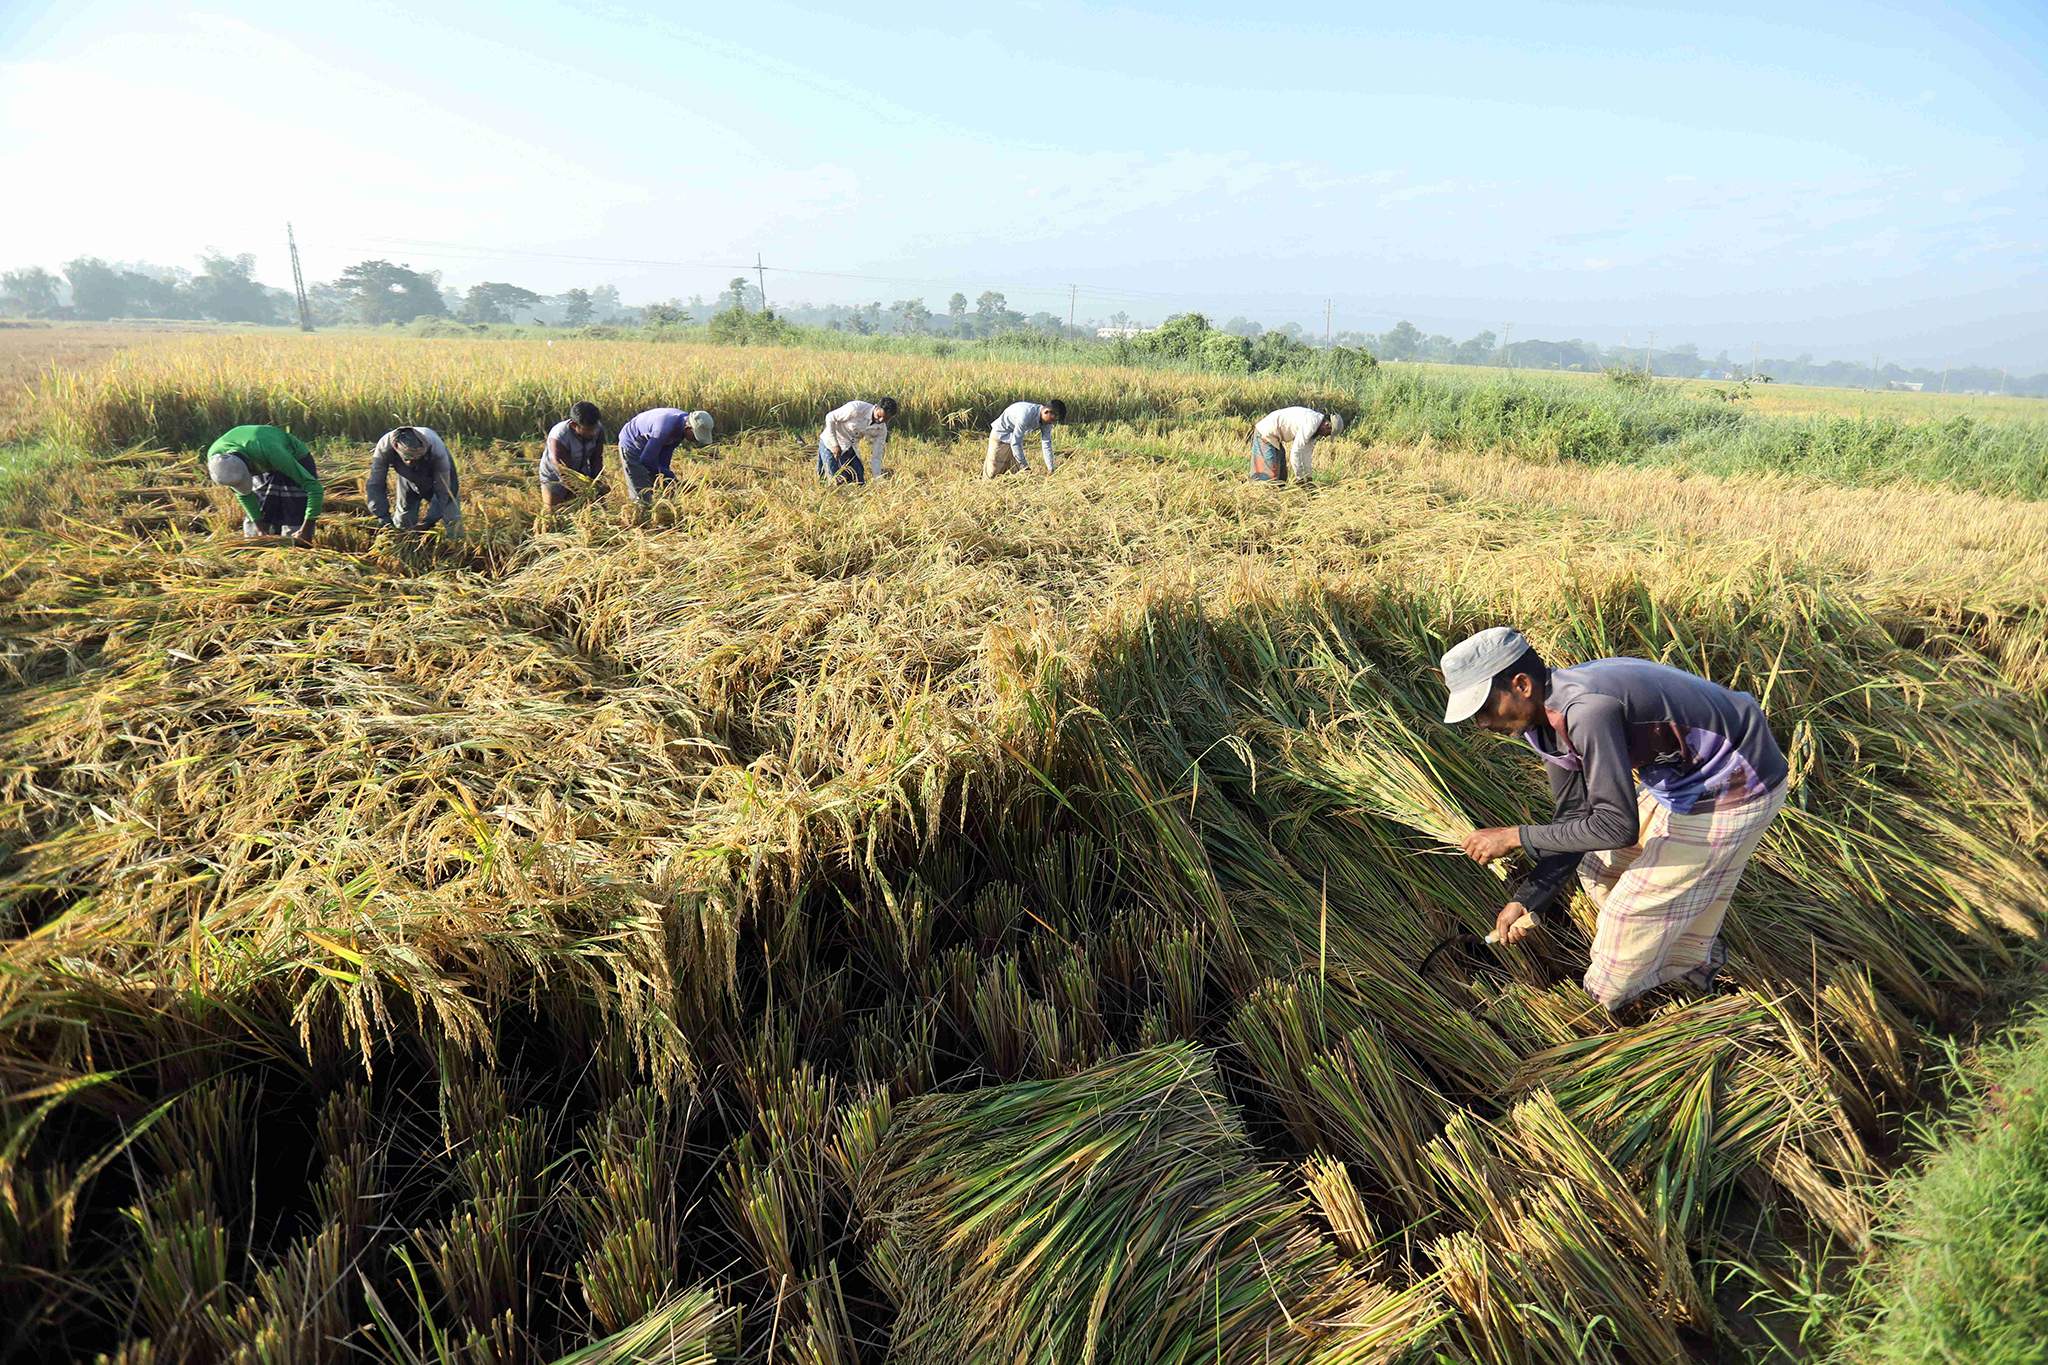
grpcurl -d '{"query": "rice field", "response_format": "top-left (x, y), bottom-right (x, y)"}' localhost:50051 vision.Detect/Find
top-left (3, 332), bottom-right (2047, 1362)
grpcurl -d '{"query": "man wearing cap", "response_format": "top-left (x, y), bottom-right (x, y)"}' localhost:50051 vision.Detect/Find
top-left (366, 425), bottom-right (463, 538)
top-left (540, 401), bottom-right (608, 511)
top-left (818, 396), bottom-right (899, 485)
top-left (1440, 626), bottom-right (1788, 1012)
top-left (1250, 407), bottom-right (1343, 485)
top-left (204, 423), bottom-right (323, 544)
top-left (617, 407), bottom-right (714, 505)
top-left (984, 399), bottom-right (1065, 478)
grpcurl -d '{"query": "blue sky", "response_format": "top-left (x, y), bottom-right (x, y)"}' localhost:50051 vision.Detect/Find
top-left (3, 0), bottom-right (2043, 365)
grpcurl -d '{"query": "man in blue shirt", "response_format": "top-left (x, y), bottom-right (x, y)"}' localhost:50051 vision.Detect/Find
top-left (617, 408), bottom-right (714, 504)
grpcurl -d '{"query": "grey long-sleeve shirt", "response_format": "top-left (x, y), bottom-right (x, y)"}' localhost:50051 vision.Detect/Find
top-left (366, 427), bottom-right (461, 524)
top-left (991, 401), bottom-right (1055, 472)
top-left (1508, 658), bottom-right (1787, 914)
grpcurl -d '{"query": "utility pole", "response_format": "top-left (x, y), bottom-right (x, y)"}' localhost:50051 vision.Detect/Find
top-left (755, 252), bottom-right (768, 311)
top-left (1644, 330), bottom-right (1656, 377)
top-left (1871, 353), bottom-right (1882, 391)
top-left (1068, 284), bottom-right (1077, 334)
top-left (1750, 340), bottom-right (1760, 381)
top-left (1324, 299), bottom-right (1332, 347)
top-left (286, 223), bottom-right (313, 333)
top-left (1939, 364), bottom-right (1950, 394)
top-left (2000, 367), bottom-right (2009, 396)
top-left (1501, 322), bottom-right (1513, 369)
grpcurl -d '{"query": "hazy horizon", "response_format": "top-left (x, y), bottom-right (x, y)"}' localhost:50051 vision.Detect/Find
top-left (4, 0), bottom-right (2043, 369)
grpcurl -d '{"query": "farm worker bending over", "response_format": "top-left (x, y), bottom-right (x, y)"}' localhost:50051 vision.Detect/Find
top-left (1442, 626), bottom-right (1789, 1013)
top-left (367, 426), bottom-right (463, 538)
top-left (1250, 407), bottom-right (1343, 485)
top-left (539, 401), bottom-right (608, 510)
top-left (984, 399), bottom-right (1066, 477)
top-left (204, 424), bottom-right (323, 544)
top-left (818, 397), bottom-right (899, 484)
top-left (618, 407), bottom-right (714, 505)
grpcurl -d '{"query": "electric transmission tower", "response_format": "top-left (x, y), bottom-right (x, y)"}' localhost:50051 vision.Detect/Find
top-left (287, 223), bottom-right (313, 332)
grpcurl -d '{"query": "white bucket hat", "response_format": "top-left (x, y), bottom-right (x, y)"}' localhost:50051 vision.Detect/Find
top-left (1440, 625), bottom-right (1531, 723)
top-left (687, 410), bottom-right (714, 444)
top-left (206, 451), bottom-right (254, 493)
top-left (1325, 412), bottom-right (1346, 437)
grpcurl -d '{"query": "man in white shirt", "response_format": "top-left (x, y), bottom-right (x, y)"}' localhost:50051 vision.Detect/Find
top-left (985, 399), bottom-right (1066, 477)
top-left (1251, 407), bottom-right (1344, 485)
top-left (818, 397), bottom-right (899, 484)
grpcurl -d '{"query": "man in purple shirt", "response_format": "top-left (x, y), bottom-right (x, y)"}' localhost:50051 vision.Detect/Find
top-left (1441, 625), bottom-right (1789, 1011)
top-left (617, 407), bottom-right (714, 505)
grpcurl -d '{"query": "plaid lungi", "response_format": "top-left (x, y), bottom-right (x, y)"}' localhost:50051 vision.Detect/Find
top-left (1577, 781), bottom-right (1786, 1009)
top-left (242, 451), bottom-right (318, 537)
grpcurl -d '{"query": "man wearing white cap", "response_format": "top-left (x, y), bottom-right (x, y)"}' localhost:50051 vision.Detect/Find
top-left (617, 407), bottom-right (715, 505)
top-left (1440, 625), bottom-right (1789, 1012)
top-left (204, 423), bottom-right (323, 544)
top-left (1250, 407), bottom-right (1343, 485)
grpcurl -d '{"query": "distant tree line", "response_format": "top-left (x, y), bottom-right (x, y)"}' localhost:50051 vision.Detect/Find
top-left (1346, 318), bottom-right (2045, 397)
top-left (2, 256), bottom-right (288, 325)
top-left (3, 255), bottom-right (2041, 397)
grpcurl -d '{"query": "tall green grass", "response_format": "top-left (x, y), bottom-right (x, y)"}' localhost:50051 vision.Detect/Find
top-left (1824, 1004), bottom-right (2048, 1364)
top-left (1348, 365), bottom-right (2048, 498)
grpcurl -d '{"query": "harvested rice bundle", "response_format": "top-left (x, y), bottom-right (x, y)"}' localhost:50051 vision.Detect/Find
top-left (856, 1043), bottom-right (1424, 1362)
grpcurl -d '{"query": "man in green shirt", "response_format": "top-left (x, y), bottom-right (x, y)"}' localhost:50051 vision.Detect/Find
top-left (205, 425), bottom-right (324, 544)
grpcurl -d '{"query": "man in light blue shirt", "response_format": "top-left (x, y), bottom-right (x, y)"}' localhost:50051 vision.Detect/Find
top-left (984, 399), bottom-right (1066, 477)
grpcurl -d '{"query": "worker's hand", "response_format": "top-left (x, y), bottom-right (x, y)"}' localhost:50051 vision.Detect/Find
top-left (1494, 901), bottom-right (1538, 945)
top-left (1462, 825), bottom-right (1521, 864)
top-left (292, 524), bottom-right (316, 547)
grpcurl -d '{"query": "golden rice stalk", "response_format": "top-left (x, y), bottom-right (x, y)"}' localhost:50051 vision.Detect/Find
top-left (1301, 1154), bottom-right (1377, 1261)
top-left (552, 1285), bottom-right (736, 1365)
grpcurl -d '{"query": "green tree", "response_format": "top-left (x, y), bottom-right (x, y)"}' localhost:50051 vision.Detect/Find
top-left (1450, 330), bottom-right (1496, 366)
top-left (333, 260), bottom-right (449, 324)
top-left (459, 281), bottom-right (543, 324)
top-left (1377, 319), bottom-right (1423, 361)
top-left (1198, 331), bottom-right (1253, 373)
top-left (890, 298), bottom-right (932, 333)
top-left (723, 277), bottom-right (751, 312)
top-left (1, 266), bottom-right (60, 316)
top-left (62, 258), bottom-right (190, 319)
top-left (560, 288), bottom-right (595, 326)
top-left (187, 252), bottom-right (279, 323)
top-left (973, 290), bottom-right (1008, 336)
top-left (1133, 312), bottom-right (1214, 361)
top-left (641, 300), bottom-right (691, 327)
top-left (64, 258), bottom-right (139, 320)
top-left (707, 305), bottom-right (793, 345)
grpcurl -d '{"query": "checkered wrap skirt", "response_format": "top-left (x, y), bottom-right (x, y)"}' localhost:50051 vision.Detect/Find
top-left (1577, 781), bottom-right (1787, 1009)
